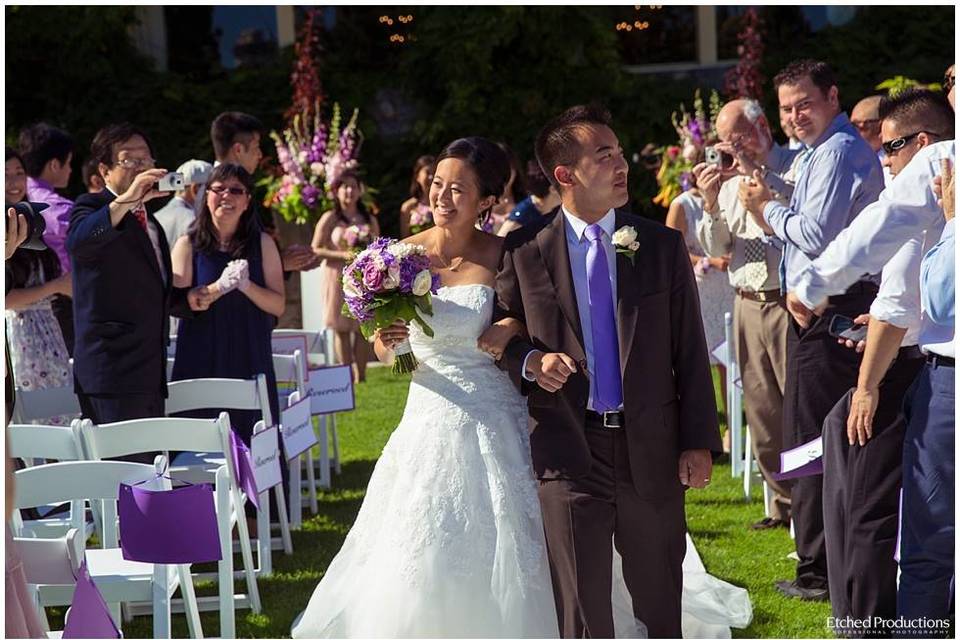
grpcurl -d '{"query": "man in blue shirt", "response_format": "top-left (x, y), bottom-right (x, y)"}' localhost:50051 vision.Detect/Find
top-left (740, 59), bottom-right (885, 602)
top-left (898, 161), bottom-right (954, 628)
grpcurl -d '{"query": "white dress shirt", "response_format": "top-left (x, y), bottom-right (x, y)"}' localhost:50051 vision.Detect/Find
top-left (868, 223), bottom-right (942, 347)
top-left (697, 143), bottom-right (798, 292)
top-left (522, 207), bottom-right (621, 411)
top-left (106, 186), bottom-right (168, 284)
top-left (792, 140), bottom-right (955, 309)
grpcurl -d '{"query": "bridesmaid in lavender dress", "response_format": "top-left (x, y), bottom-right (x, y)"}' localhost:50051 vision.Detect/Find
top-left (311, 169), bottom-right (380, 382)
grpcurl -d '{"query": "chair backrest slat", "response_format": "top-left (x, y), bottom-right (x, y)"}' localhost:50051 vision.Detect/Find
top-left (7, 421), bottom-right (84, 461)
top-left (165, 376), bottom-right (273, 427)
top-left (82, 416), bottom-right (227, 460)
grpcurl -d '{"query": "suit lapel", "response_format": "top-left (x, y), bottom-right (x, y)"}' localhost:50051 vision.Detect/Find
top-left (537, 212), bottom-right (585, 353)
top-left (614, 211), bottom-right (639, 374)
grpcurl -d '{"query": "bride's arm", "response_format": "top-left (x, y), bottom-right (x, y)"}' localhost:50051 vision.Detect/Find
top-left (373, 320), bottom-right (409, 363)
top-left (478, 317), bottom-right (527, 360)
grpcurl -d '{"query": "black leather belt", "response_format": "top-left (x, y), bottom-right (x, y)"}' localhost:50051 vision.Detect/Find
top-left (585, 410), bottom-right (624, 428)
top-left (736, 288), bottom-right (782, 303)
top-left (926, 352), bottom-right (955, 368)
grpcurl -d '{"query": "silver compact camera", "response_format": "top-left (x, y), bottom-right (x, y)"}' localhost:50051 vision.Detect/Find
top-left (156, 172), bottom-right (185, 192)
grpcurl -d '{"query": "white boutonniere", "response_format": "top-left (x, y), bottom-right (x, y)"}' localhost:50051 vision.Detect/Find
top-left (611, 225), bottom-right (640, 264)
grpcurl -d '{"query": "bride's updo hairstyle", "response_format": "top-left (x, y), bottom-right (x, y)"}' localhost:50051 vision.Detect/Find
top-left (436, 137), bottom-right (511, 228)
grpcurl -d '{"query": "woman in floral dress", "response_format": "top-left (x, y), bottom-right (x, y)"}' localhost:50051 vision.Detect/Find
top-left (4, 148), bottom-right (74, 424)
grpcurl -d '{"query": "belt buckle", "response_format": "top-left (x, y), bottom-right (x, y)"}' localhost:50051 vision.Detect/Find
top-left (602, 412), bottom-right (622, 428)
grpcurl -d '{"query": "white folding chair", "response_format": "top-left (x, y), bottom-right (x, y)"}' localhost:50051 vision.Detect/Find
top-left (79, 413), bottom-right (254, 638)
top-left (273, 351), bottom-right (327, 524)
top-left (7, 421), bottom-right (98, 542)
top-left (13, 527), bottom-right (83, 635)
top-left (165, 376), bottom-right (293, 573)
top-left (13, 459), bottom-right (203, 639)
top-left (272, 328), bottom-right (341, 477)
top-left (12, 385), bottom-right (82, 425)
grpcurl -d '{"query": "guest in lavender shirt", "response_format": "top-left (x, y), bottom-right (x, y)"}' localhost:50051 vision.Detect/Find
top-left (18, 123), bottom-right (76, 354)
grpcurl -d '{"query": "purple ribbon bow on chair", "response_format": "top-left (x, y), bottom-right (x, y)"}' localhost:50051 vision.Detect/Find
top-left (229, 428), bottom-right (260, 510)
top-left (118, 476), bottom-right (222, 565)
top-left (62, 560), bottom-right (121, 639)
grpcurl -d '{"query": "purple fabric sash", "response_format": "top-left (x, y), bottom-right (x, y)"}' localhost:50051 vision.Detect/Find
top-left (62, 560), bottom-right (120, 638)
top-left (229, 428), bottom-right (260, 510)
top-left (118, 478), bottom-right (222, 564)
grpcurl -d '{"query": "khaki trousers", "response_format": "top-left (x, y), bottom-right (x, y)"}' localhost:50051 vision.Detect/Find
top-left (733, 294), bottom-right (792, 521)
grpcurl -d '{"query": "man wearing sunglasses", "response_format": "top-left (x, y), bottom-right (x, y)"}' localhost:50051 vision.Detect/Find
top-left (802, 88), bottom-right (954, 633)
top-left (66, 123), bottom-right (194, 460)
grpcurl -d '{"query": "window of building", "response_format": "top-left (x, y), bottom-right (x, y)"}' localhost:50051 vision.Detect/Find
top-left (212, 5), bottom-right (279, 68)
top-left (616, 6), bottom-right (697, 66)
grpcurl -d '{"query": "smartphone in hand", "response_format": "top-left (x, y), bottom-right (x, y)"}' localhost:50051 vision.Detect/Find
top-left (828, 314), bottom-right (868, 343)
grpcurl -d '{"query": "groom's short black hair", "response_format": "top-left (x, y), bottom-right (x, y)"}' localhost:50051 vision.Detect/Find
top-left (535, 103), bottom-right (612, 190)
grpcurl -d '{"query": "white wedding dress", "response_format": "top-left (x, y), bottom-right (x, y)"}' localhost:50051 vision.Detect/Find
top-left (291, 284), bottom-right (752, 639)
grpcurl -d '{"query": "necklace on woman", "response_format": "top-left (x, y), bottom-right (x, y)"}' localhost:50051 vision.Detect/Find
top-left (434, 253), bottom-right (465, 272)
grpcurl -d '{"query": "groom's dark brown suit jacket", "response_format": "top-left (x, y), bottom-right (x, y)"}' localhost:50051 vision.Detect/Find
top-left (496, 209), bottom-right (722, 500)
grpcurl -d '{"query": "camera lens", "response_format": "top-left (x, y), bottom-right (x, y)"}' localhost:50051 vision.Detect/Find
top-left (8, 201), bottom-right (49, 251)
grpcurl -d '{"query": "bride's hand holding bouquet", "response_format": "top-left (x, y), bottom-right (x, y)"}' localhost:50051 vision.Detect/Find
top-left (341, 237), bottom-right (439, 373)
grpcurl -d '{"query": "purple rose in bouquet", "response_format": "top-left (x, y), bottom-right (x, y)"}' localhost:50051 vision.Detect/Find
top-left (341, 238), bottom-right (440, 373)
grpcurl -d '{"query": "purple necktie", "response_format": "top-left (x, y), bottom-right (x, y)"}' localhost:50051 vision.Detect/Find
top-left (584, 224), bottom-right (623, 411)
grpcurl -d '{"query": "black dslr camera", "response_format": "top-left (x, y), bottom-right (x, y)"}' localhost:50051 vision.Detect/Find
top-left (7, 201), bottom-right (49, 250)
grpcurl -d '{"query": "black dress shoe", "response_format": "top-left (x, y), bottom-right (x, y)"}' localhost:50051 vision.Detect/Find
top-left (775, 579), bottom-right (829, 602)
top-left (751, 517), bottom-right (788, 530)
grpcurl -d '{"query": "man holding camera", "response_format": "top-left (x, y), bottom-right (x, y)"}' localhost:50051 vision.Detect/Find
top-left (693, 98), bottom-right (799, 532)
top-left (738, 59), bottom-right (885, 602)
top-left (67, 123), bottom-right (193, 441)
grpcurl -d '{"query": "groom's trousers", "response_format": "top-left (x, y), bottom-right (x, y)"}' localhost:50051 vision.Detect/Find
top-left (783, 282), bottom-right (877, 591)
top-left (538, 419), bottom-right (686, 639)
top-left (822, 349), bottom-right (923, 636)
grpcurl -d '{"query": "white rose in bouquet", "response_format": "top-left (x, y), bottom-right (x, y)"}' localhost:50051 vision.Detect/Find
top-left (412, 269), bottom-right (433, 296)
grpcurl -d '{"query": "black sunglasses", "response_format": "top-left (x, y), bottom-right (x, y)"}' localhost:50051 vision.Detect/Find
top-left (881, 131), bottom-right (935, 155)
top-left (945, 71), bottom-right (955, 94)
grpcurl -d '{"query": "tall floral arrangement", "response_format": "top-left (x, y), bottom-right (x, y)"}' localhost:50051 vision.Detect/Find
top-left (653, 89), bottom-right (721, 208)
top-left (723, 8), bottom-right (765, 101)
top-left (263, 102), bottom-right (368, 225)
top-left (260, 9), bottom-right (376, 225)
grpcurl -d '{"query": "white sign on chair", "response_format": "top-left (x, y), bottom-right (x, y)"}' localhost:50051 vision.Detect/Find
top-left (251, 427), bottom-right (283, 492)
top-left (306, 366), bottom-right (355, 415)
top-left (280, 397), bottom-right (318, 460)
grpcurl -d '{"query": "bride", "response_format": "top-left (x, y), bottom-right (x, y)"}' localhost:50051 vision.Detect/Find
top-left (291, 137), bottom-right (752, 639)
top-left (291, 137), bottom-right (560, 638)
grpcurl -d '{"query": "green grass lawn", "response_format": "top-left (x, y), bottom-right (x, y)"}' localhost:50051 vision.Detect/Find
top-left (103, 366), bottom-right (832, 638)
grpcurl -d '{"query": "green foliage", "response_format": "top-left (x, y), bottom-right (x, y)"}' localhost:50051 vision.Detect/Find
top-left (876, 76), bottom-right (942, 97)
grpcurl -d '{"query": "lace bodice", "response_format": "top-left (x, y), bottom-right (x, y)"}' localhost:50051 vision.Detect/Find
top-left (408, 284), bottom-right (498, 369)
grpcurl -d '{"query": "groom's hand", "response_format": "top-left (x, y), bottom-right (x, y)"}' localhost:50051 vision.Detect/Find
top-left (527, 351), bottom-right (577, 392)
top-left (679, 449), bottom-right (713, 489)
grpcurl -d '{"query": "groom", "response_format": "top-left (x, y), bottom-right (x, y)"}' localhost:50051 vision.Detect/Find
top-left (495, 104), bottom-right (722, 637)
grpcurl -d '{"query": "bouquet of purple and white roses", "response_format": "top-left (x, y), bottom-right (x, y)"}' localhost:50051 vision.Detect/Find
top-left (341, 237), bottom-right (440, 374)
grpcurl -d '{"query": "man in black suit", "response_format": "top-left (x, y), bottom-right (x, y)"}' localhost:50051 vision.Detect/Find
top-left (492, 105), bottom-right (722, 637)
top-left (67, 123), bottom-right (194, 433)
